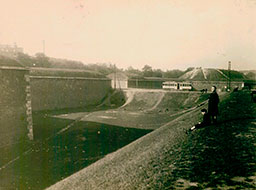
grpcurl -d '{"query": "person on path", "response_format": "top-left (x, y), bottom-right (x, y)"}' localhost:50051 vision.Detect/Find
top-left (208, 86), bottom-right (219, 124)
top-left (188, 109), bottom-right (211, 132)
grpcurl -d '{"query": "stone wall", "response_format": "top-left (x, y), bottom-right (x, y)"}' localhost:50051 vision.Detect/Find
top-left (128, 79), bottom-right (244, 91)
top-left (0, 67), bottom-right (32, 146)
top-left (0, 68), bottom-right (111, 143)
top-left (30, 76), bottom-right (111, 111)
top-left (128, 79), bottom-right (163, 89)
top-left (191, 81), bottom-right (244, 91)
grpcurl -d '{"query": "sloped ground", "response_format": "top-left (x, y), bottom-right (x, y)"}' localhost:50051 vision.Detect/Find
top-left (178, 67), bottom-right (246, 81)
top-left (54, 89), bottom-right (209, 130)
top-left (47, 90), bottom-right (256, 190)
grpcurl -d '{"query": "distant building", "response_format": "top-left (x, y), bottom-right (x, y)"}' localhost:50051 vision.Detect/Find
top-left (0, 43), bottom-right (23, 57)
top-left (128, 77), bottom-right (178, 89)
top-left (128, 77), bottom-right (245, 91)
top-left (107, 72), bottom-right (128, 89)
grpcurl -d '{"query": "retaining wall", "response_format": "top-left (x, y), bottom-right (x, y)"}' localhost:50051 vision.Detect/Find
top-left (30, 76), bottom-right (111, 111)
top-left (128, 79), bottom-right (163, 89)
top-left (128, 79), bottom-right (244, 91)
top-left (191, 81), bottom-right (244, 91)
top-left (0, 67), bottom-right (32, 146)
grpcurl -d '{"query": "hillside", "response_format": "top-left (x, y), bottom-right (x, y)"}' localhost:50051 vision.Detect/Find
top-left (54, 90), bottom-right (209, 130)
top-left (47, 91), bottom-right (256, 190)
top-left (241, 70), bottom-right (256, 80)
top-left (179, 67), bottom-right (246, 81)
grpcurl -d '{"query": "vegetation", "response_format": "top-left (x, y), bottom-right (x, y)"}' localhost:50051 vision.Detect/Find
top-left (242, 71), bottom-right (256, 80)
top-left (4, 52), bottom-right (185, 78)
top-left (219, 69), bottom-right (246, 80)
top-left (125, 65), bottom-right (185, 79)
top-left (1, 53), bottom-right (253, 81)
top-left (0, 55), bottom-right (24, 67)
top-left (47, 91), bottom-right (256, 190)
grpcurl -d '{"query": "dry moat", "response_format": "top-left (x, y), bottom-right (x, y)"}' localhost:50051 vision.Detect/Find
top-left (0, 90), bottom-right (255, 190)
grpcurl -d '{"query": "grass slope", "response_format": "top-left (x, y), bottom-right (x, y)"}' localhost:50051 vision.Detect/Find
top-left (179, 68), bottom-right (246, 81)
top-left (47, 91), bottom-right (256, 190)
top-left (58, 90), bottom-right (209, 130)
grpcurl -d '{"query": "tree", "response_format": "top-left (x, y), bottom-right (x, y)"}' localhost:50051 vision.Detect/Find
top-left (17, 52), bottom-right (34, 67)
top-left (35, 53), bottom-right (51, 67)
top-left (125, 66), bottom-right (143, 78)
top-left (152, 69), bottom-right (163, 77)
top-left (163, 69), bottom-right (184, 78)
top-left (142, 65), bottom-right (153, 77)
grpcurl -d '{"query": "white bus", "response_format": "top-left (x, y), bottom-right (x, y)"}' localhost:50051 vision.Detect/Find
top-left (162, 81), bottom-right (192, 90)
top-left (179, 82), bottom-right (192, 90)
top-left (162, 81), bottom-right (178, 89)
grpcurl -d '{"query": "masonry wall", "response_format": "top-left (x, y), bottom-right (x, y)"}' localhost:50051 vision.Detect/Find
top-left (128, 79), bottom-right (163, 89)
top-left (191, 81), bottom-right (244, 91)
top-left (128, 79), bottom-right (244, 91)
top-left (30, 76), bottom-right (111, 111)
top-left (0, 67), bottom-right (31, 146)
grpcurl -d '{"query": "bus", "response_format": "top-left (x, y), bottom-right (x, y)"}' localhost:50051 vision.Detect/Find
top-left (162, 81), bottom-right (192, 90)
top-left (162, 81), bottom-right (178, 90)
top-left (179, 82), bottom-right (192, 90)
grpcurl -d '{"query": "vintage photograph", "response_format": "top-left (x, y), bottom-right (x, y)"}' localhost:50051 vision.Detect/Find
top-left (0, 0), bottom-right (256, 189)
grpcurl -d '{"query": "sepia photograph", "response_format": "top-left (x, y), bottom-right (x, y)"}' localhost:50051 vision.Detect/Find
top-left (0, 0), bottom-right (256, 189)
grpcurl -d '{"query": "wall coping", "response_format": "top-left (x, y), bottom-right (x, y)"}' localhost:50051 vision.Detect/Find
top-left (0, 66), bottom-right (29, 71)
top-left (128, 79), bottom-right (245, 83)
top-left (29, 75), bottom-right (110, 81)
top-left (191, 80), bottom-right (244, 83)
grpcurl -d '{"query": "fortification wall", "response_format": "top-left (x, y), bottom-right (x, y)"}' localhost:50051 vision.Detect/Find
top-left (128, 79), bottom-right (244, 91)
top-left (128, 79), bottom-right (163, 89)
top-left (0, 67), bottom-right (32, 146)
top-left (30, 76), bottom-right (111, 111)
top-left (191, 81), bottom-right (244, 91)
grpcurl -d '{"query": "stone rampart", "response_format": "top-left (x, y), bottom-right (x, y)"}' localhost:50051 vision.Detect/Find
top-left (0, 67), bottom-right (32, 145)
top-left (30, 76), bottom-right (111, 111)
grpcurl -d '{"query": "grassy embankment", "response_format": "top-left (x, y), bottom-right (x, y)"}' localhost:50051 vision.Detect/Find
top-left (63, 90), bottom-right (210, 130)
top-left (47, 90), bottom-right (256, 190)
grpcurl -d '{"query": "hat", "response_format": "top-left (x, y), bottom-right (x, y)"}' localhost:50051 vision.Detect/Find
top-left (201, 108), bottom-right (207, 113)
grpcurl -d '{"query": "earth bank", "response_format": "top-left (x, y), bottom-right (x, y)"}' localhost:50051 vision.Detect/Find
top-left (47, 90), bottom-right (256, 189)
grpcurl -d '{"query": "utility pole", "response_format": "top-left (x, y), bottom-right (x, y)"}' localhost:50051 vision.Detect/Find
top-left (114, 64), bottom-right (116, 89)
top-left (228, 61), bottom-right (231, 91)
top-left (43, 40), bottom-right (45, 55)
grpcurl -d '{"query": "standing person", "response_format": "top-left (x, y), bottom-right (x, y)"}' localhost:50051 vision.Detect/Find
top-left (208, 86), bottom-right (219, 124)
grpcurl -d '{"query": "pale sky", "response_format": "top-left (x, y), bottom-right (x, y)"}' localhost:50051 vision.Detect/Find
top-left (0, 0), bottom-right (256, 70)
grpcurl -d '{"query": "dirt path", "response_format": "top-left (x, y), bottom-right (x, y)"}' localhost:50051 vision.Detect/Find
top-left (146, 91), bottom-right (165, 111)
top-left (120, 89), bottom-right (135, 108)
top-left (53, 90), bottom-right (208, 130)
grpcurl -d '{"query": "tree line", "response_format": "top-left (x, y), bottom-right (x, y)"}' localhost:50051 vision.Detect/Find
top-left (13, 52), bottom-right (190, 78)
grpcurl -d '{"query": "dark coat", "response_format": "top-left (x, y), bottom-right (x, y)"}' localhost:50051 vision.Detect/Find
top-left (202, 112), bottom-right (211, 126)
top-left (208, 91), bottom-right (219, 116)
top-left (195, 112), bottom-right (211, 129)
